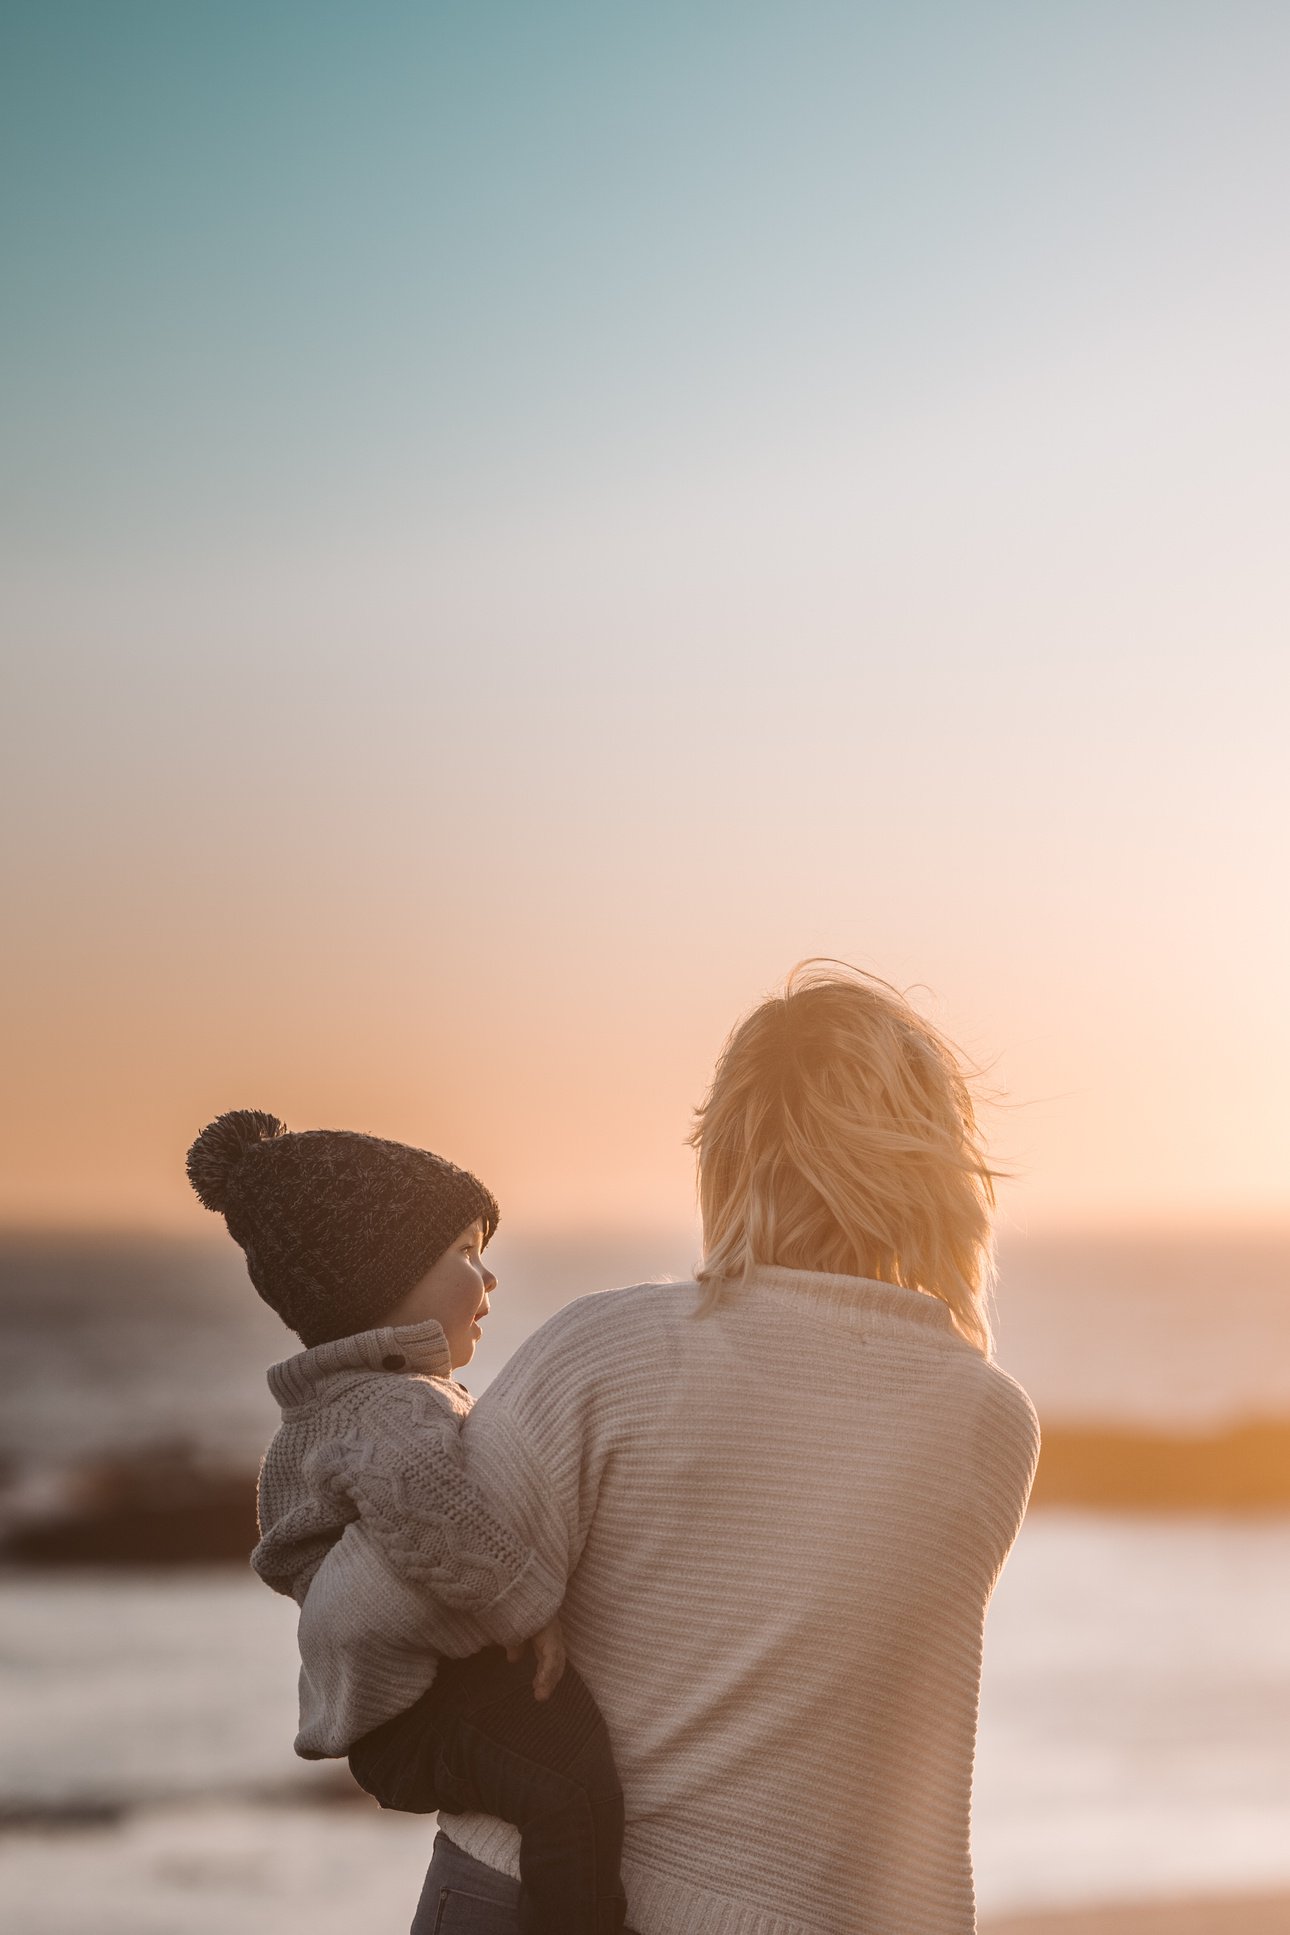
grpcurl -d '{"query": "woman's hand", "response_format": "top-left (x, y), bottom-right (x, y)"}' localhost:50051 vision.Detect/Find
top-left (506, 1614), bottom-right (566, 1701)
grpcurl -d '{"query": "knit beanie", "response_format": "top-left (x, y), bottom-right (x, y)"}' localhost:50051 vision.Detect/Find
top-left (185, 1109), bottom-right (499, 1347)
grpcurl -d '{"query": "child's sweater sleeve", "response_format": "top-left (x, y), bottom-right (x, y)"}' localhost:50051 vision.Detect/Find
top-left (292, 1503), bottom-right (559, 1757)
top-left (313, 1376), bottom-right (563, 1645)
top-left (253, 1427), bottom-right (354, 1603)
top-left (257, 1373), bottom-right (567, 1758)
top-left (256, 1374), bottom-right (561, 1633)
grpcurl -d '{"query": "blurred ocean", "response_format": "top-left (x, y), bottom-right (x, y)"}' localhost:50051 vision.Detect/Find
top-left (4, 1225), bottom-right (1290, 1476)
top-left (1, 1227), bottom-right (1288, 1932)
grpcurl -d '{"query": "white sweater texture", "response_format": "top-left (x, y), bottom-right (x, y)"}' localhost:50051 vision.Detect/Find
top-left (443, 1267), bottom-right (1041, 1935)
top-left (253, 1318), bottom-right (560, 1757)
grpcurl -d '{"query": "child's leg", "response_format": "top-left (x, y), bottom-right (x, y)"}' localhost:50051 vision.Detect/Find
top-left (347, 1680), bottom-right (457, 1815)
top-left (431, 1647), bottom-right (627, 1935)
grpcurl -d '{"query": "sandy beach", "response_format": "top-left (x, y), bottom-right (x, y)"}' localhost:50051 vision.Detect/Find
top-left (983, 1892), bottom-right (1290, 1933)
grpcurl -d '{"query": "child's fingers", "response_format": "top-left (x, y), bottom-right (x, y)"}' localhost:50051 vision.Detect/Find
top-left (531, 1633), bottom-right (566, 1701)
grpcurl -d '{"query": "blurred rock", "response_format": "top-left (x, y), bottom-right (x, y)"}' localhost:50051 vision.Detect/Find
top-left (0, 1441), bottom-right (258, 1566)
top-left (1031, 1419), bottom-right (1290, 1511)
top-left (1, 1419), bottom-right (1287, 1570)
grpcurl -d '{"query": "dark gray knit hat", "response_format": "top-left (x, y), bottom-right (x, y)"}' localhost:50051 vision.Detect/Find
top-left (185, 1110), bottom-right (499, 1347)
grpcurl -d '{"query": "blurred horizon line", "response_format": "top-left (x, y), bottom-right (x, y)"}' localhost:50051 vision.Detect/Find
top-left (1, 1211), bottom-right (1287, 1248)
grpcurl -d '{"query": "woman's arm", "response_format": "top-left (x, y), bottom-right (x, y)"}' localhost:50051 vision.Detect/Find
top-left (310, 1375), bottom-right (567, 1650)
top-left (455, 1292), bottom-right (620, 1598)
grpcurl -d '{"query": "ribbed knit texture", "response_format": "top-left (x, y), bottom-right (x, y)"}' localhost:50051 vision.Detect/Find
top-left (445, 1268), bottom-right (1041, 1935)
top-left (252, 1317), bottom-right (561, 1757)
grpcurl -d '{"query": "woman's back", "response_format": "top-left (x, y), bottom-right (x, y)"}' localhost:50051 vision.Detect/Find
top-left (448, 1267), bottom-right (1039, 1935)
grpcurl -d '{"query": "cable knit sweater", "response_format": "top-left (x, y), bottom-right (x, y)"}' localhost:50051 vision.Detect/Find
top-left (253, 1317), bottom-right (560, 1757)
top-left (442, 1268), bottom-right (1041, 1935)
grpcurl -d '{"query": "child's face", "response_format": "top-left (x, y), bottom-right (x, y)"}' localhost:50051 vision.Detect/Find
top-left (384, 1219), bottom-right (496, 1368)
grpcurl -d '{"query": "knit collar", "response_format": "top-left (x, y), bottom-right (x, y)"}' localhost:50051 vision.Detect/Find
top-left (735, 1262), bottom-right (958, 1338)
top-left (266, 1316), bottom-right (454, 1409)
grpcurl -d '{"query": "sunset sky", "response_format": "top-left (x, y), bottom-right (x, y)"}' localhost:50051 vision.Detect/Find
top-left (3, 2), bottom-right (1287, 1236)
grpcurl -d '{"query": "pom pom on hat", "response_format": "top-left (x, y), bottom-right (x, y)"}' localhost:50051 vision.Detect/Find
top-left (186, 1109), bottom-right (288, 1212)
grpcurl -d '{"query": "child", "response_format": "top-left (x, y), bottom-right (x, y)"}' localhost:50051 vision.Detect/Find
top-left (187, 1108), bottom-right (627, 1935)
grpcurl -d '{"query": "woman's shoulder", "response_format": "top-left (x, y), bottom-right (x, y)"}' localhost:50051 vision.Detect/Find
top-left (526, 1278), bottom-right (702, 1352)
top-left (907, 1334), bottom-right (1041, 1476)
top-left (480, 1281), bottom-right (700, 1419)
top-left (967, 1353), bottom-right (1042, 1490)
top-left (460, 1283), bottom-right (695, 1464)
top-left (978, 1352), bottom-right (1040, 1427)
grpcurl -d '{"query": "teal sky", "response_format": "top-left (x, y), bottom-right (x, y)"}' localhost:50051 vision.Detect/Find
top-left (3, 3), bottom-right (1287, 1230)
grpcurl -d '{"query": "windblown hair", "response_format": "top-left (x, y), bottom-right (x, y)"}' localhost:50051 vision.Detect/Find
top-left (689, 961), bottom-right (1000, 1356)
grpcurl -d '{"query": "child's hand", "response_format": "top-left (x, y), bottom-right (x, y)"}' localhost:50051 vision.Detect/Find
top-left (505, 1615), bottom-right (565, 1701)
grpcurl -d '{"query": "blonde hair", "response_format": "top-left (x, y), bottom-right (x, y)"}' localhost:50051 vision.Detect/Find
top-left (688, 961), bottom-right (1000, 1356)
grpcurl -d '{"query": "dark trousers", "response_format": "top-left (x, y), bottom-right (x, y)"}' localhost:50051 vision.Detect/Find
top-left (348, 1647), bottom-right (627, 1935)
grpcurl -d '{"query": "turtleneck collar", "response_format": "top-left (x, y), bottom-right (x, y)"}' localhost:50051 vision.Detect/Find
top-left (734, 1262), bottom-right (958, 1338)
top-left (267, 1316), bottom-right (454, 1410)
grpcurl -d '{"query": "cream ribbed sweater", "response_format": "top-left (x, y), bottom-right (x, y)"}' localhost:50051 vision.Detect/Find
top-left (253, 1317), bottom-right (560, 1757)
top-left (444, 1268), bottom-right (1040, 1935)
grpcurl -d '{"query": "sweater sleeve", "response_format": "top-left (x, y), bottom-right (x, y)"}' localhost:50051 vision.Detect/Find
top-left (252, 1428), bottom-right (357, 1604)
top-left (316, 1376), bottom-right (564, 1643)
top-left (968, 1364), bottom-right (1042, 1588)
top-left (453, 1295), bottom-right (619, 1612)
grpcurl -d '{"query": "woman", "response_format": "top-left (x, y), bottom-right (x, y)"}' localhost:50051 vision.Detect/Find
top-left (414, 962), bottom-right (1040, 1935)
